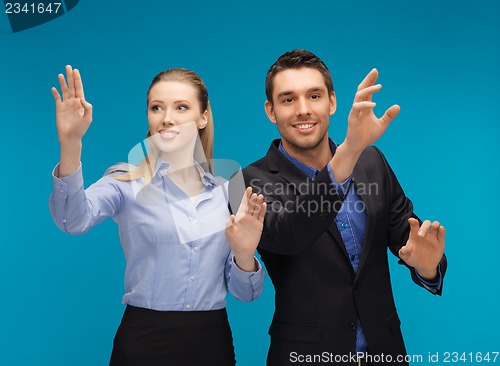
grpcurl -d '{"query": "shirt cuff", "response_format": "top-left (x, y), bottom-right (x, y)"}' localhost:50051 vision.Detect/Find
top-left (326, 162), bottom-right (352, 196)
top-left (230, 255), bottom-right (264, 296)
top-left (52, 162), bottom-right (84, 196)
top-left (415, 263), bottom-right (443, 294)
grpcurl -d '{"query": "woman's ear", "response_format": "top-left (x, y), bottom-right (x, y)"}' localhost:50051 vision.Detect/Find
top-left (198, 110), bottom-right (208, 129)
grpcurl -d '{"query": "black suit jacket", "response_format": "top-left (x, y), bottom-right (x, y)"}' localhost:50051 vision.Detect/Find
top-left (229, 140), bottom-right (447, 366)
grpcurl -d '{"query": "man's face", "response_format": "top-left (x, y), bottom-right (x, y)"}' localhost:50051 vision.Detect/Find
top-left (265, 67), bottom-right (336, 153)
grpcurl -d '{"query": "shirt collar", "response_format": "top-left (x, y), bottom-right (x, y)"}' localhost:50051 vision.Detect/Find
top-left (278, 138), bottom-right (338, 180)
top-left (154, 158), bottom-right (216, 188)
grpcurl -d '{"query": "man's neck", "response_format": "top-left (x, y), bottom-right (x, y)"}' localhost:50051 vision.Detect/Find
top-left (281, 139), bottom-right (333, 170)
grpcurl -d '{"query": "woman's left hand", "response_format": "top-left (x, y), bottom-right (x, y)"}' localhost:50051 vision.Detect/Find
top-left (225, 187), bottom-right (266, 271)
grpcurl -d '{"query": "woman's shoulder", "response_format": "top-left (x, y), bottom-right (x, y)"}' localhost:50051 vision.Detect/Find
top-left (104, 163), bottom-right (139, 177)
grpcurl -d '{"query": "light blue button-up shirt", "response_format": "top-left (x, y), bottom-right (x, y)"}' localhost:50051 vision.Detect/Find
top-left (49, 159), bottom-right (264, 311)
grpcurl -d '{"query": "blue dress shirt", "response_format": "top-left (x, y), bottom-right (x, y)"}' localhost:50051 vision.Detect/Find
top-left (278, 139), bottom-right (441, 353)
top-left (49, 159), bottom-right (264, 311)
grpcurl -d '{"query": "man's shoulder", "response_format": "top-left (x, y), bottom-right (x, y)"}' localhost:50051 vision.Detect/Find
top-left (358, 145), bottom-right (387, 166)
top-left (243, 156), bottom-right (270, 173)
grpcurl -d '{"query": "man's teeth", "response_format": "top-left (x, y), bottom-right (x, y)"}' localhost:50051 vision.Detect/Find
top-left (296, 124), bottom-right (314, 129)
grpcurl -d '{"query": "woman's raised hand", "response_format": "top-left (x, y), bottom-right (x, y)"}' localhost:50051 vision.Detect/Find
top-left (51, 65), bottom-right (93, 143)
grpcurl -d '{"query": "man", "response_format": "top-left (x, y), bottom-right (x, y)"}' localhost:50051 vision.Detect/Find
top-left (229, 50), bottom-right (447, 365)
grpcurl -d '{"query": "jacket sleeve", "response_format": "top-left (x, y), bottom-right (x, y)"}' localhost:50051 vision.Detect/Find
top-left (374, 147), bottom-right (447, 295)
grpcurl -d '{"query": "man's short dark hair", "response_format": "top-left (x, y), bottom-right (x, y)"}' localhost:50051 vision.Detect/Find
top-left (265, 49), bottom-right (334, 104)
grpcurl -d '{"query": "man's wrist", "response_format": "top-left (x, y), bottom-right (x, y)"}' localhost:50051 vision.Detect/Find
top-left (329, 144), bottom-right (363, 183)
top-left (415, 267), bottom-right (438, 281)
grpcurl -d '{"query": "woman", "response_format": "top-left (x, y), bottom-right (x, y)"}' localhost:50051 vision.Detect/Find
top-left (49, 66), bottom-right (266, 366)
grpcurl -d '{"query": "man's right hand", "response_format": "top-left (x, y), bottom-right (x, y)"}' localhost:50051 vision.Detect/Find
top-left (344, 68), bottom-right (400, 154)
top-left (329, 68), bottom-right (399, 183)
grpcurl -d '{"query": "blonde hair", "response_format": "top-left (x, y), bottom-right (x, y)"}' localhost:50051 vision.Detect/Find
top-left (111, 68), bottom-right (214, 185)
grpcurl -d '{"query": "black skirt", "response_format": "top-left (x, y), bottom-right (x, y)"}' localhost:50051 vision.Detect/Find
top-left (109, 305), bottom-right (236, 366)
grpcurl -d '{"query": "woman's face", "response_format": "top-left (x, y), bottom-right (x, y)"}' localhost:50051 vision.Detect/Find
top-left (147, 81), bottom-right (207, 155)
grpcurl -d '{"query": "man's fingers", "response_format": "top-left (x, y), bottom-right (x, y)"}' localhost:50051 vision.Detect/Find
top-left (357, 68), bottom-right (378, 92)
top-left (74, 69), bottom-right (85, 99)
top-left (399, 245), bottom-right (412, 261)
top-left (380, 105), bottom-right (400, 126)
top-left (408, 217), bottom-right (420, 233)
top-left (438, 226), bottom-right (446, 245)
top-left (430, 221), bottom-right (441, 231)
top-left (354, 84), bottom-right (382, 103)
top-left (351, 101), bottom-right (376, 111)
top-left (418, 220), bottom-right (432, 237)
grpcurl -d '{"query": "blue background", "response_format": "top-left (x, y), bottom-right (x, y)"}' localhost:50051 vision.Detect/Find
top-left (1, 0), bottom-right (499, 365)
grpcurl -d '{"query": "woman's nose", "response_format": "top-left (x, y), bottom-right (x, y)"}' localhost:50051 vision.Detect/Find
top-left (162, 109), bottom-right (175, 126)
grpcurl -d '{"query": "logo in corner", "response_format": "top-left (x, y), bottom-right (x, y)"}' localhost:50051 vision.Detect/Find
top-left (4, 0), bottom-right (80, 33)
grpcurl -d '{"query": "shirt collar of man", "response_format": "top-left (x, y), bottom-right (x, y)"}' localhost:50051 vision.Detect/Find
top-left (278, 138), bottom-right (338, 179)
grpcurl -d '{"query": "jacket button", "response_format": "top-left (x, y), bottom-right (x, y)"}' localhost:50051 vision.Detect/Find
top-left (349, 322), bottom-right (356, 330)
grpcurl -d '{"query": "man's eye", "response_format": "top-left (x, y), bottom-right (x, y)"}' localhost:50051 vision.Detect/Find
top-left (283, 98), bottom-right (293, 103)
top-left (310, 94), bottom-right (320, 99)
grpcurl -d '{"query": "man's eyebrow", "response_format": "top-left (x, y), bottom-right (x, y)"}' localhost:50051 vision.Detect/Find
top-left (276, 87), bottom-right (327, 100)
top-left (276, 91), bottom-right (294, 99)
top-left (308, 87), bottom-right (326, 93)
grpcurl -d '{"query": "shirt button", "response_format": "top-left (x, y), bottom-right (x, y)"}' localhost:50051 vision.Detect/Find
top-left (341, 222), bottom-right (348, 229)
top-left (193, 247), bottom-right (199, 252)
top-left (59, 189), bottom-right (64, 193)
top-left (350, 255), bottom-right (356, 261)
top-left (190, 276), bottom-right (196, 281)
top-left (62, 219), bottom-right (67, 223)
top-left (186, 304), bottom-right (191, 309)
top-left (192, 219), bottom-right (197, 223)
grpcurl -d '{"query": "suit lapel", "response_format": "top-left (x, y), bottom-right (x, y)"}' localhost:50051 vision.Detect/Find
top-left (267, 140), bottom-right (350, 260)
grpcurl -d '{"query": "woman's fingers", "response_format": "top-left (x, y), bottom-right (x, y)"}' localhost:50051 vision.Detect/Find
top-left (66, 65), bottom-right (75, 98)
top-left (51, 87), bottom-right (61, 104)
top-left (58, 73), bottom-right (69, 100)
top-left (248, 194), bottom-right (265, 216)
top-left (74, 68), bottom-right (85, 99)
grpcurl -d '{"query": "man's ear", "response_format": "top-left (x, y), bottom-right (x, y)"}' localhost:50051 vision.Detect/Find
top-left (329, 91), bottom-right (337, 116)
top-left (264, 100), bottom-right (277, 125)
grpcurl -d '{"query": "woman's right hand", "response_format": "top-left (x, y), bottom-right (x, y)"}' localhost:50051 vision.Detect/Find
top-left (51, 65), bottom-right (93, 144)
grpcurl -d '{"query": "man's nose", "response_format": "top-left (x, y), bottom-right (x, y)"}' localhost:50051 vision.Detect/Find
top-left (296, 97), bottom-right (311, 116)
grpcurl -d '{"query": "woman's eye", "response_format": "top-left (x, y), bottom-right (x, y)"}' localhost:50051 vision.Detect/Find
top-left (151, 105), bottom-right (161, 111)
top-left (177, 104), bottom-right (189, 111)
